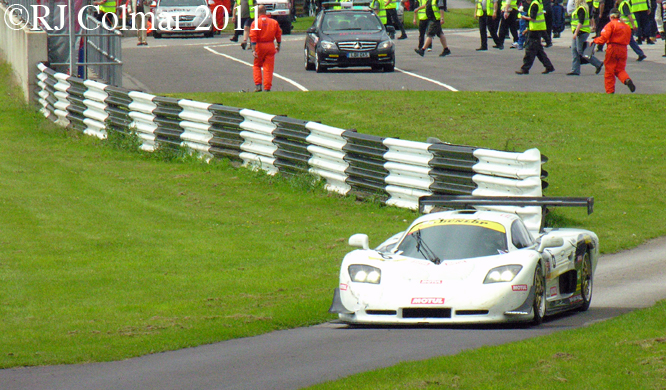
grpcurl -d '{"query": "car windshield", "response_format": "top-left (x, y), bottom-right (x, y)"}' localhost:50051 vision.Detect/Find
top-left (321, 12), bottom-right (383, 32)
top-left (159, 0), bottom-right (205, 7)
top-left (395, 219), bottom-right (509, 261)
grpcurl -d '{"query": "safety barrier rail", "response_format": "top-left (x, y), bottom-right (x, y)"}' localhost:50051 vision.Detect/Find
top-left (35, 63), bottom-right (550, 232)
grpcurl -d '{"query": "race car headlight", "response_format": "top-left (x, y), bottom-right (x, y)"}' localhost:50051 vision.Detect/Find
top-left (378, 40), bottom-right (393, 50)
top-left (349, 265), bottom-right (381, 284)
top-left (320, 40), bottom-right (336, 50)
top-left (483, 265), bottom-right (523, 284)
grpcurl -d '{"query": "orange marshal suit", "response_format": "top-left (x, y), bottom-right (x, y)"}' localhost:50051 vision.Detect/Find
top-left (249, 15), bottom-right (282, 91)
top-left (593, 18), bottom-right (632, 93)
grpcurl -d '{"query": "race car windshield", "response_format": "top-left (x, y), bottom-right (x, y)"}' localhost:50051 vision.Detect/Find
top-left (321, 13), bottom-right (383, 32)
top-left (159, 0), bottom-right (205, 7)
top-left (396, 221), bottom-right (508, 261)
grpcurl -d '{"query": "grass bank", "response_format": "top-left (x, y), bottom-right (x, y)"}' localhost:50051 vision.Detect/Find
top-left (2, 61), bottom-right (665, 371)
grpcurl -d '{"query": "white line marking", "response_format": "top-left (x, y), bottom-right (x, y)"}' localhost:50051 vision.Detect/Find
top-left (204, 46), bottom-right (309, 92)
top-left (395, 67), bottom-right (458, 91)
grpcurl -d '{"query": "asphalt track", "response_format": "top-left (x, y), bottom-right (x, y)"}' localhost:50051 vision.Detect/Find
top-left (120, 24), bottom-right (666, 94)
top-left (4, 15), bottom-right (666, 390)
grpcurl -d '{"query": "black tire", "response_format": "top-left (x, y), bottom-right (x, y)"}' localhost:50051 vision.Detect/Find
top-left (305, 48), bottom-right (315, 71)
top-left (315, 52), bottom-right (327, 73)
top-left (153, 31), bottom-right (162, 39)
top-left (578, 251), bottom-right (593, 311)
top-left (532, 262), bottom-right (546, 325)
top-left (280, 22), bottom-right (292, 34)
top-left (384, 63), bottom-right (395, 72)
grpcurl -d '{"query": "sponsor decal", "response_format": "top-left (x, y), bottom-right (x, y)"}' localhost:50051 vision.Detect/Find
top-left (411, 297), bottom-right (445, 305)
top-left (550, 286), bottom-right (558, 297)
top-left (512, 284), bottom-right (528, 292)
top-left (339, 283), bottom-right (348, 291)
top-left (420, 280), bottom-right (443, 285)
top-left (407, 219), bottom-right (506, 234)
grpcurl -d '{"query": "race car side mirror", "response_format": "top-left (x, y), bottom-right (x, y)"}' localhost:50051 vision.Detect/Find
top-left (306, 26), bottom-right (316, 33)
top-left (537, 236), bottom-right (564, 252)
top-left (349, 234), bottom-right (369, 250)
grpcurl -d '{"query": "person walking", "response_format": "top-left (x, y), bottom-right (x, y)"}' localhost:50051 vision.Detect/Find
top-left (496, 0), bottom-right (520, 48)
top-left (475, 0), bottom-right (502, 49)
top-left (385, 0), bottom-right (408, 39)
top-left (231, 0), bottom-right (255, 50)
top-left (249, 6), bottom-right (282, 92)
top-left (568, 0), bottom-right (604, 74)
top-left (515, 0), bottom-right (555, 73)
top-left (593, 8), bottom-right (636, 92)
top-left (414, 0), bottom-right (451, 56)
top-left (131, 0), bottom-right (149, 45)
top-left (413, 0), bottom-right (433, 51)
top-left (617, 0), bottom-right (648, 60)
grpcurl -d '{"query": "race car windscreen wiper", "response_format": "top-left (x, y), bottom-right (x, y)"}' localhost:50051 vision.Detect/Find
top-left (414, 230), bottom-right (442, 265)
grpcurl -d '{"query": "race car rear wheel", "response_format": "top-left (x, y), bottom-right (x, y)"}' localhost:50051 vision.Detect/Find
top-left (532, 263), bottom-right (546, 325)
top-left (578, 251), bottom-right (593, 311)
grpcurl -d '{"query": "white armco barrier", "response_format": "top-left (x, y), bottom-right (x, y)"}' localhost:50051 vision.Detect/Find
top-left (53, 73), bottom-right (71, 127)
top-left (178, 100), bottom-right (214, 158)
top-left (383, 138), bottom-right (435, 209)
top-left (305, 122), bottom-right (351, 195)
top-left (128, 91), bottom-right (158, 152)
top-left (238, 109), bottom-right (278, 174)
top-left (82, 80), bottom-right (109, 139)
top-left (473, 148), bottom-right (543, 180)
top-left (36, 71), bottom-right (52, 121)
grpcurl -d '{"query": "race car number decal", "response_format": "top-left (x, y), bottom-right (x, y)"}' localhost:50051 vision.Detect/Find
top-left (512, 284), bottom-right (528, 291)
top-left (411, 298), bottom-right (445, 304)
top-left (420, 280), bottom-right (443, 285)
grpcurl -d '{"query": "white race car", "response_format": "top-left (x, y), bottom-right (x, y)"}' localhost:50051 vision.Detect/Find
top-left (329, 196), bottom-right (599, 325)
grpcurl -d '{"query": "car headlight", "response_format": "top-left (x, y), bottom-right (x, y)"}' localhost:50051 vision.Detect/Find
top-left (378, 40), bottom-right (393, 50)
top-left (483, 265), bottom-right (523, 284)
top-left (348, 265), bottom-right (381, 284)
top-left (320, 40), bottom-right (336, 50)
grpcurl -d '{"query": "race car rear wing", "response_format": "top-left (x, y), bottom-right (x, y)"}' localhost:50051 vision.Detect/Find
top-left (418, 195), bottom-right (594, 215)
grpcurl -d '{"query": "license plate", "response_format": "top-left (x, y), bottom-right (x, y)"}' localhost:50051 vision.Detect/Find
top-left (348, 52), bottom-right (370, 58)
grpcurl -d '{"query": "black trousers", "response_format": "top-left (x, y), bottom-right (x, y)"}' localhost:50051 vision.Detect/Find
top-left (386, 8), bottom-right (406, 35)
top-left (498, 9), bottom-right (519, 43)
top-left (521, 31), bottom-right (554, 71)
top-left (479, 12), bottom-right (501, 48)
top-left (544, 11), bottom-right (553, 44)
top-left (418, 19), bottom-right (431, 49)
top-left (633, 10), bottom-right (650, 40)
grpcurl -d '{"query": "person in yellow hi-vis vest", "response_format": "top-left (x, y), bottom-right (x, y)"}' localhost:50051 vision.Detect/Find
top-left (515, 0), bottom-right (555, 74)
top-left (94, 0), bottom-right (117, 26)
top-left (475, 0), bottom-right (502, 50)
top-left (631, 0), bottom-right (653, 43)
top-left (384, 0), bottom-right (407, 39)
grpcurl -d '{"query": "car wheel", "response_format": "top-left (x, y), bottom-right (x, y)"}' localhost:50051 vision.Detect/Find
top-left (383, 63), bottom-right (395, 72)
top-left (315, 52), bottom-right (327, 73)
top-left (205, 27), bottom-right (214, 38)
top-left (153, 31), bottom-right (162, 39)
top-left (532, 262), bottom-right (546, 325)
top-left (578, 251), bottom-right (593, 311)
top-left (280, 22), bottom-right (292, 35)
top-left (305, 48), bottom-right (315, 71)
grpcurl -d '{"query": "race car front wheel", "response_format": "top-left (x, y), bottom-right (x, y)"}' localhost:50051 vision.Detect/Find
top-left (578, 251), bottom-right (593, 311)
top-left (532, 263), bottom-right (546, 325)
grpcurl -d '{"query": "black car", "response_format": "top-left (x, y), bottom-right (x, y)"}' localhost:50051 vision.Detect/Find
top-left (304, 8), bottom-right (396, 73)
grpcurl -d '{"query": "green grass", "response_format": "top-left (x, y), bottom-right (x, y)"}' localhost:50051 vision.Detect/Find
top-left (173, 90), bottom-right (666, 255)
top-left (3, 58), bottom-right (666, 380)
top-left (307, 300), bottom-right (666, 390)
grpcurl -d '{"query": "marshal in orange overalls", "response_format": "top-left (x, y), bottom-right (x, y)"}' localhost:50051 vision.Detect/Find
top-left (593, 17), bottom-right (633, 94)
top-left (249, 14), bottom-right (282, 92)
